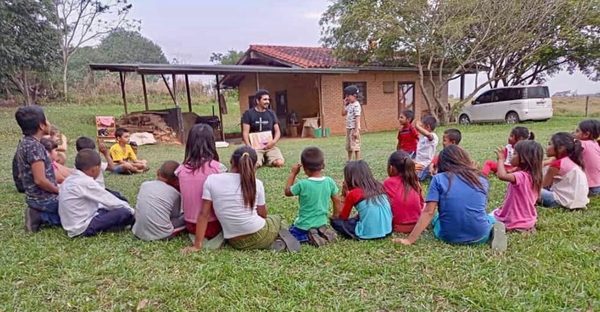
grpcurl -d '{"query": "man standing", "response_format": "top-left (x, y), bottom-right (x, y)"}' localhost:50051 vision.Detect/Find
top-left (241, 89), bottom-right (285, 167)
top-left (341, 85), bottom-right (362, 160)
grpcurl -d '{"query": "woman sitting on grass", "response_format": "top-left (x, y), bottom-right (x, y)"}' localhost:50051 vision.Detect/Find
top-left (182, 146), bottom-right (300, 253)
top-left (394, 145), bottom-right (507, 251)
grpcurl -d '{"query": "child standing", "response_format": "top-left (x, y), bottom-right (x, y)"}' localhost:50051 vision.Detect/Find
top-left (414, 115), bottom-right (439, 181)
top-left (40, 138), bottom-right (71, 184)
top-left (482, 126), bottom-right (534, 177)
top-left (395, 145), bottom-right (507, 251)
top-left (384, 151), bottom-right (424, 234)
top-left (109, 128), bottom-right (148, 174)
top-left (492, 140), bottom-right (544, 232)
top-left (285, 147), bottom-right (341, 246)
top-left (342, 85), bottom-right (362, 160)
top-left (132, 160), bottom-right (185, 241)
top-left (58, 149), bottom-right (134, 237)
top-left (540, 132), bottom-right (589, 209)
top-left (15, 105), bottom-right (61, 231)
top-left (574, 119), bottom-right (600, 196)
top-left (176, 124), bottom-right (227, 239)
top-left (331, 160), bottom-right (392, 240)
top-left (396, 110), bottom-right (419, 157)
top-left (182, 146), bottom-right (300, 253)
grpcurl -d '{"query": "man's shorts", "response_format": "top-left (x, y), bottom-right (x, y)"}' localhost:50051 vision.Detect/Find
top-left (256, 147), bottom-right (284, 167)
top-left (345, 129), bottom-right (361, 152)
top-left (112, 164), bottom-right (127, 174)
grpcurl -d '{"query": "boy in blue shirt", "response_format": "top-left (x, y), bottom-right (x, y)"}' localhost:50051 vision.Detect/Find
top-left (285, 147), bottom-right (341, 247)
top-left (15, 105), bottom-right (61, 232)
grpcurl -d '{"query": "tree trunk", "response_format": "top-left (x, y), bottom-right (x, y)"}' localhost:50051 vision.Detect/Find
top-left (62, 60), bottom-right (69, 99)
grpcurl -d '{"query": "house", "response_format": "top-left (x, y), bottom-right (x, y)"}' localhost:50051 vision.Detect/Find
top-left (222, 45), bottom-right (449, 135)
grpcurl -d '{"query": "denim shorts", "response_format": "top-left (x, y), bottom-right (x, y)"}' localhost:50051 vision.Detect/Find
top-left (540, 189), bottom-right (560, 207)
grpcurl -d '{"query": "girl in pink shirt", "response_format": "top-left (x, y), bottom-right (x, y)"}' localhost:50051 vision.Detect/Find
top-left (492, 140), bottom-right (544, 232)
top-left (383, 150), bottom-right (424, 233)
top-left (176, 124), bottom-right (226, 238)
top-left (575, 119), bottom-right (600, 196)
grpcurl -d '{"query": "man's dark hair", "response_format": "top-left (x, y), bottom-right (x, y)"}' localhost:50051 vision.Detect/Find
top-left (254, 89), bottom-right (270, 103)
top-left (422, 115), bottom-right (438, 131)
top-left (443, 128), bottom-right (462, 144)
top-left (76, 136), bottom-right (96, 151)
top-left (158, 160), bottom-right (180, 181)
top-left (15, 105), bottom-right (47, 136)
top-left (401, 110), bottom-right (415, 122)
top-left (75, 149), bottom-right (101, 171)
top-left (115, 127), bottom-right (129, 138)
top-left (40, 138), bottom-right (58, 152)
top-left (300, 147), bottom-right (325, 172)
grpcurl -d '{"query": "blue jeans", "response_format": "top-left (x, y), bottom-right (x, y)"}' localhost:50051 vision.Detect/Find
top-left (540, 189), bottom-right (560, 207)
top-left (288, 225), bottom-right (310, 243)
top-left (589, 186), bottom-right (600, 197)
top-left (432, 213), bottom-right (495, 244)
top-left (330, 217), bottom-right (358, 240)
top-left (418, 166), bottom-right (431, 181)
top-left (27, 198), bottom-right (61, 226)
top-left (82, 208), bottom-right (134, 237)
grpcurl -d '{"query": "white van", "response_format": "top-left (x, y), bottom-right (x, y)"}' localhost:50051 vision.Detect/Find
top-left (458, 85), bottom-right (553, 124)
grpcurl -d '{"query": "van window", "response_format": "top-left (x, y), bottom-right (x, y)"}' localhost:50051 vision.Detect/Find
top-left (475, 90), bottom-right (493, 104)
top-left (506, 88), bottom-right (524, 101)
top-left (526, 86), bottom-right (549, 99)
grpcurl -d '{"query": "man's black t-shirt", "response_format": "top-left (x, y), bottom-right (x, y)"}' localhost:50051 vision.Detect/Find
top-left (241, 108), bottom-right (279, 133)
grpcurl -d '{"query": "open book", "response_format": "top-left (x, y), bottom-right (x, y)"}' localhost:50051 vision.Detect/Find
top-left (249, 131), bottom-right (273, 150)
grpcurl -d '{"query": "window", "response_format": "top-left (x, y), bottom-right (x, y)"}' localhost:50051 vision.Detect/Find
top-left (526, 86), bottom-right (550, 99)
top-left (398, 82), bottom-right (415, 113)
top-left (474, 91), bottom-right (493, 104)
top-left (343, 81), bottom-right (367, 105)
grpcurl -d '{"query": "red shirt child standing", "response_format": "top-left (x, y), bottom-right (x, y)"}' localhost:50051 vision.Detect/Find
top-left (396, 110), bottom-right (419, 155)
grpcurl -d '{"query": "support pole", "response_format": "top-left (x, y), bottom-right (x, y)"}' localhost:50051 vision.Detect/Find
top-left (172, 74), bottom-right (178, 106)
top-left (216, 75), bottom-right (225, 142)
top-left (141, 74), bottom-right (148, 111)
top-left (318, 75), bottom-right (325, 137)
top-left (185, 74), bottom-right (192, 112)
top-left (459, 74), bottom-right (465, 100)
top-left (255, 72), bottom-right (260, 90)
top-left (119, 71), bottom-right (128, 114)
top-left (585, 96), bottom-right (590, 117)
top-left (161, 74), bottom-right (176, 104)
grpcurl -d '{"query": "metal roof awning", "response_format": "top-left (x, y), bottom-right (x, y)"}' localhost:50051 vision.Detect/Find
top-left (89, 63), bottom-right (359, 75)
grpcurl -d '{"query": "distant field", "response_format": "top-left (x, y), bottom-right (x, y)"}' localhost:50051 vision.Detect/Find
top-left (552, 96), bottom-right (600, 117)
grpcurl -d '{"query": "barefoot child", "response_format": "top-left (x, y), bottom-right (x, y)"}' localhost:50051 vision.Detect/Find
top-left (285, 147), bottom-right (341, 246)
top-left (109, 128), bottom-right (148, 174)
top-left (491, 140), bottom-right (544, 232)
top-left (482, 126), bottom-right (534, 177)
top-left (540, 132), bottom-right (589, 209)
top-left (342, 85), bottom-right (362, 160)
top-left (394, 145), bottom-right (507, 251)
top-left (331, 160), bottom-right (392, 240)
top-left (133, 160), bottom-right (185, 241)
top-left (384, 151), bottom-right (424, 234)
top-left (574, 119), bottom-right (600, 196)
top-left (396, 110), bottom-right (419, 157)
top-left (182, 147), bottom-right (300, 253)
top-left (15, 105), bottom-right (61, 231)
top-left (58, 149), bottom-right (134, 237)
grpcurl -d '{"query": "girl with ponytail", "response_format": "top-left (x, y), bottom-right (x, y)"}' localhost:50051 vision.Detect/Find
top-left (183, 146), bottom-right (299, 253)
top-left (575, 119), bottom-right (600, 196)
top-left (541, 132), bottom-right (589, 209)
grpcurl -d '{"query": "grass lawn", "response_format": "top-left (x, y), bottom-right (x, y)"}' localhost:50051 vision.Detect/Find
top-left (0, 102), bottom-right (599, 311)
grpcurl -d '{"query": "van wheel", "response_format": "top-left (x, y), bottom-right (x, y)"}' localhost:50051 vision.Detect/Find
top-left (459, 114), bottom-right (471, 125)
top-left (505, 112), bottom-right (519, 124)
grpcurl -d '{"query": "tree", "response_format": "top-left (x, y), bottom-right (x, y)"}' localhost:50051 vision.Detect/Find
top-left (321, 0), bottom-right (595, 123)
top-left (53, 0), bottom-right (134, 98)
top-left (209, 50), bottom-right (245, 65)
top-left (0, 0), bottom-right (59, 105)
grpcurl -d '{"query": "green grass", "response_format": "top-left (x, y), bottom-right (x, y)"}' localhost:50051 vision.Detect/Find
top-left (1, 102), bottom-right (599, 311)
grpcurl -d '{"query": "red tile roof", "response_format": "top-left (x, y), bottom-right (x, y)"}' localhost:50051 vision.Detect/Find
top-left (248, 45), bottom-right (339, 68)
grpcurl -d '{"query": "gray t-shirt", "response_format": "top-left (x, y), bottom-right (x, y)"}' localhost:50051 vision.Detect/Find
top-left (132, 180), bottom-right (181, 241)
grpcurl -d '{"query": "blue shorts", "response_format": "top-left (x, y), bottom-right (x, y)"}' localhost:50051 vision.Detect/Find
top-left (112, 165), bottom-right (126, 174)
top-left (289, 225), bottom-right (310, 243)
top-left (540, 189), bottom-right (560, 207)
top-left (589, 186), bottom-right (600, 196)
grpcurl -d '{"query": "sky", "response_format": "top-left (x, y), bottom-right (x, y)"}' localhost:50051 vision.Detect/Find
top-left (127, 0), bottom-right (599, 96)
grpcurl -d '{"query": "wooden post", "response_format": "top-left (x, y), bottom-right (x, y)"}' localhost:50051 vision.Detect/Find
top-left (185, 74), bottom-right (192, 112)
top-left (172, 74), bottom-right (178, 106)
top-left (141, 74), bottom-right (148, 111)
top-left (459, 74), bottom-right (465, 100)
top-left (161, 74), bottom-right (176, 104)
top-left (318, 75), bottom-right (326, 137)
top-left (255, 72), bottom-right (260, 89)
top-left (119, 71), bottom-right (128, 114)
top-left (585, 96), bottom-right (590, 117)
top-left (216, 75), bottom-right (225, 141)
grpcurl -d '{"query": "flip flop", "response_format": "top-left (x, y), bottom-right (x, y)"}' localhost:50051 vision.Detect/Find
top-left (278, 229), bottom-right (301, 252)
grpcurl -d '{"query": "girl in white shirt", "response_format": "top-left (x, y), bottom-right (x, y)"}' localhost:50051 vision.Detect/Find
top-left (182, 146), bottom-right (299, 252)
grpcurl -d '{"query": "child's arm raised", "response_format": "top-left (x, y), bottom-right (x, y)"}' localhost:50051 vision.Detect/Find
top-left (98, 142), bottom-right (115, 171)
top-left (495, 146), bottom-right (516, 183)
top-left (414, 121), bottom-right (434, 141)
top-left (182, 200), bottom-right (213, 253)
top-left (393, 201), bottom-right (438, 245)
top-left (31, 161), bottom-right (59, 194)
top-left (284, 164), bottom-right (302, 196)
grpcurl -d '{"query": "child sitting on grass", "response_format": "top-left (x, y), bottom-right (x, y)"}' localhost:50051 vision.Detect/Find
top-left (132, 160), bottom-right (185, 241)
top-left (45, 125), bottom-right (68, 165)
top-left (331, 160), bottom-right (392, 240)
top-left (15, 105), bottom-right (61, 231)
top-left (491, 140), bottom-right (544, 232)
top-left (540, 132), bottom-right (589, 209)
top-left (109, 128), bottom-right (148, 174)
top-left (427, 128), bottom-right (461, 176)
top-left (285, 147), bottom-right (341, 247)
top-left (40, 138), bottom-right (71, 184)
top-left (482, 126), bottom-right (534, 177)
top-left (414, 115), bottom-right (439, 181)
top-left (384, 151), bottom-right (424, 234)
top-left (574, 119), bottom-right (600, 196)
top-left (394, 145), bottom-right (507, 251)
top-left (58, 149), bottom-right (134, 237)
top-left (396, 110), bottom-right (419, 157)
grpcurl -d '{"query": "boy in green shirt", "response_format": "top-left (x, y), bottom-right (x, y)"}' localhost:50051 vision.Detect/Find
top-left (285, 147), bottom-right (341, 246)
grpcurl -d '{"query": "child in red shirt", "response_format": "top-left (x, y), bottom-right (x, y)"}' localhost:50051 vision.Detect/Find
top-left (396, 110), bottom-right (419, 157)
top-left (482, 126), bottom-right (534, 177)
top-left (384, 151), bottom-right (424, 233)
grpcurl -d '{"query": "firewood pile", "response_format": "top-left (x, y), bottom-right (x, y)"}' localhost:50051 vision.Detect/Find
top-left (116, 113), bottom-right (178, 143)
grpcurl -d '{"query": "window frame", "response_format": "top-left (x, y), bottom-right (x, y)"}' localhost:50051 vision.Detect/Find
top-left (343, 81), bottom-right (368, 105)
